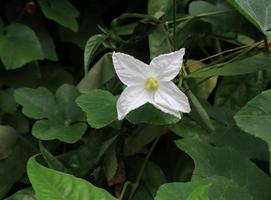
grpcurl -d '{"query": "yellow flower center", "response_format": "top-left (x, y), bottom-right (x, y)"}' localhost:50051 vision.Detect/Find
top-left (145, 77), bottom-right (159, 90)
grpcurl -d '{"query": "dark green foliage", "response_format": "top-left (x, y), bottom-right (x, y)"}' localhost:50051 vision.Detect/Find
top-left (0, 0), bottom-right (271, 199)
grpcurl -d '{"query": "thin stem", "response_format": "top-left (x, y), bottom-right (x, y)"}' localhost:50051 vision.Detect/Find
top-left (127, 135), bottom-right (161, 200)
top-left (173, 0), bottom-right (177, 51)
top-left (185, 40), bottom-right (263, 69)
top-left (167, 9), bottom-right (234, 24)
top-left (264, 36), bottom-right (270, 52)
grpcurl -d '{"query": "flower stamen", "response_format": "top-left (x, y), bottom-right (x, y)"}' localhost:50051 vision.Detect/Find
top-left (145, 77), bottom-right (159, 90)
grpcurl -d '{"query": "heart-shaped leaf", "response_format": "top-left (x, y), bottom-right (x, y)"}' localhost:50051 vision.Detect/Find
top-left (0, 23), bottom-right (43, 69)
top-left (14, 84), bottom-right (87, 143)
top-left (27, 156), bottom-right (117, 200)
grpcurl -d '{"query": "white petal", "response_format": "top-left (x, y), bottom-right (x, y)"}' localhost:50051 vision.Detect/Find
top-left (117, 85), bottom-right (149, 120)
top-left (154, 81), bottom-right (190, 113)
top-left (112, 52), bottom-right (149, 86)
top-left (152, 102), bottom-right (181, 119)
top-left (149, 48), bottom-right (185, 81)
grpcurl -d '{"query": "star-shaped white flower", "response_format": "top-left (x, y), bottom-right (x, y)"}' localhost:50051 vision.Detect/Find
top-left (112, 48), bottom-right (191, 120)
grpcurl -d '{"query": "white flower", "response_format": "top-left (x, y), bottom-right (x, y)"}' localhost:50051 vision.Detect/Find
top-left (112, 49), bottom-right (191, 120)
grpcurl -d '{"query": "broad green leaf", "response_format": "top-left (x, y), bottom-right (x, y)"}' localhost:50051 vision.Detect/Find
top-left (227, 0), bottom-right (271, 35)
top-left (234, 90), bottom-right (271, 171)
top-left (76, 90), bottom-right (117, 128)
top-left (127, 104), bottom-right (179, 125)
top-left (77, 53), bottom-right (115, 93)
top-left (27, 156), bottom-right (117, 200)
top-left (0, 137), bottom-right (36, 199)
top-left (0, 89), bottom-right (18, 113)
top-left (215, 72), bottom-right (271, 112)
top-left (210, 126), bottom-right (268, 161)
top-left (187, 184), bottom-right (210, 200)
top-left (148, 24), bottom-right (172, 59)
top-left (0, 23), bottom-right (43, 69)
top-left (4, 188), bottom-right (36, 200)
top-left (37, 0), bottom-right (79, 31)
top-left (189, 1), bottom-right (244, 34)
top-left (175, 138), bottom-right (271, 200)
top-left (188, 53), bottom-right (271, 78)
top-left (169, 117), bottom-right (209, 140)
top-left (155, 176), bottom-right (252, 200)
top-left (0, 125), bottom-right (17, 159)
top-left (84, 34), bottom-right (107, 74)
top-left (14, 84), bottom-right (87, 143)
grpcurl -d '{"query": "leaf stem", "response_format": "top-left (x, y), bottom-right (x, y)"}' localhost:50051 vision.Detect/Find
top-left (185, 40), bottom-right (263, 69)
top-left (167, 9), bottom-right (234, 24)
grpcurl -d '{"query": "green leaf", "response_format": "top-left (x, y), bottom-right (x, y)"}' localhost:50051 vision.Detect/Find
top-left (186, 184), bottom-right (210, 200)
top-left (148, 24), bottom-right (172, 59)
top-left (189, 1), bottom-right (243, 34)
top-left (27, 156), bottom-right (117, 200)
top-left (84, 34), bottom-right (107, 74)
top-left (14, 84), bottom-right (87, 143)
top-left (76, 90), bottom-right (117, 128)
top-left (77, 53), bottom-right (115, 93)
top-left (234, 90), bottom-right (271, 171)
top-left (215, 72), bottom-right (271, 112)
top-left (175, 138), bottom-right (271, 200)
top-left (155, 176), bottom-right (252, 200)
top-left (127, 103), bottom-right (179, 125)
top-left (0, 137), bottom-right (36, 199)
top-left (227, 0), bottom-right (271, 35)
top-left (4, 188), bottom-right (36, 200)
top-left (210, 126), bottom-right (269, 161)
top-left (169, 117), bottom-right (209, 140)
top-left (0, 125), bottom-right (17, 159)
top-left (188, 53), bottom-right (271, 78)
top-left (37, 0), bottom-right (79, 31)
top-left (0, 23), bottom-right (43, 69)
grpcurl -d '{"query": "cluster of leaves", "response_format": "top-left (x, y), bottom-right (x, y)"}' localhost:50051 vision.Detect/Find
top-left (1, 0), bottom-right (271, 199)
